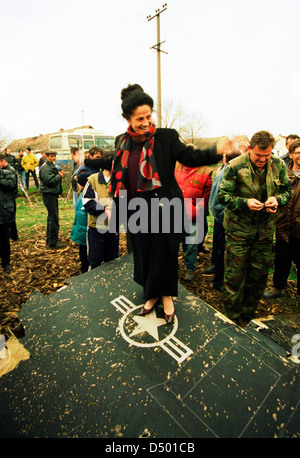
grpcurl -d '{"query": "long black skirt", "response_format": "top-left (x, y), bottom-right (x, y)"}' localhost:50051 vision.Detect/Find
top-left (117, 189), bottom-right (185, 301)
top-left (130, 230), bottom-right (179, 300)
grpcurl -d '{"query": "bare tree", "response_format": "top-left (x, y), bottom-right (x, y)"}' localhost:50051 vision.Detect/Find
top-left (161, 99), bottom-right (185, 130)
top-left (0, 128), bottom-right (13, 151)
top-left (160, 99), bottom-right (204, 143)
top-left (180, 111), bottom-right (205, 144)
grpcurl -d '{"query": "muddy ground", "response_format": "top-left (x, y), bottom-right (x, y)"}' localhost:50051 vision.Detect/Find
top-left (0, 227), bottom-right (299, 334)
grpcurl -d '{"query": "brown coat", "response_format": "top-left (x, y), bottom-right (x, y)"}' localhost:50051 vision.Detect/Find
top-left (276, 162), bottom-right (300, 242)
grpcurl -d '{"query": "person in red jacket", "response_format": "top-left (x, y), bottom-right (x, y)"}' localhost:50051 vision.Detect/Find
top-left (175, 160), bottom-right (213, 281)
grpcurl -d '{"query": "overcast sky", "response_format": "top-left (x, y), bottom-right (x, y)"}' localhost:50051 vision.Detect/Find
top-left (1, 0), bottom-right (300, 142)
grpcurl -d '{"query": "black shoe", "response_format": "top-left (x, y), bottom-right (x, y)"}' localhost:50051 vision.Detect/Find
top-left (3, 264), bottom-right (12, 272)
top-left (238, 316), bottom-right (252, 328)
top-left (49, 242), bottom-right (66, 249)
top-left (139, 305), bottom-right (154, 316)
top-left (213, 285), bottom-right (224, 292)
top-left (163, 298), bottom-right (175, 324)
top-left (164, 310), bottom-right (175, 324)
top-left (139, 297), bottom-right (160, 316)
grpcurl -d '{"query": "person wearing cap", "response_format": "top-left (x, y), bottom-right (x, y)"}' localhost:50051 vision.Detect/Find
top-left (70, 172), bottom-right (90, 273)
top-left (39, 151), bottom-right (65, 249)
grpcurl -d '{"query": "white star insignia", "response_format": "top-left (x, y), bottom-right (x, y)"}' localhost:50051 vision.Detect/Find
top-left (130, 308), bottom-right (167, 341)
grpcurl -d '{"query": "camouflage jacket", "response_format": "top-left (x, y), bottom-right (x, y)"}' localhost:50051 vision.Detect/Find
top-left (218, 153), bottom-right (291, 239)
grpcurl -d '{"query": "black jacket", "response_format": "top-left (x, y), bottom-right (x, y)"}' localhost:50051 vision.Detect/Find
top-left (5, 153), bottom-right (16, 169)
top-left (84, 128), bottom-right (219, 243)
top-left (39, 160), bottom-right (62, 195)
top-left (86, 128), bottom-right (218, 197)
top-left (276, 162), bottom-right (300, 242)
top-left (0, 164), bottom-right (17, 224)
top-left (15, 155), bottom-right (25, 172)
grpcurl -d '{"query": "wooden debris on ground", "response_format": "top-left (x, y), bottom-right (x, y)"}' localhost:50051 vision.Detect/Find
top-left (0, 228), bottom-right (299, 333)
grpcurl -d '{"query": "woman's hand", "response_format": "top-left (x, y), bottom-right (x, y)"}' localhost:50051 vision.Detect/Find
top-left (216, 137), bottom-right (239, 158)
top-left (104, 206), bottom-right (112, 220)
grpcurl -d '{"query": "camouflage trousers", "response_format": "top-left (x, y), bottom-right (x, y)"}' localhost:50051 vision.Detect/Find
top-left (223, 232), bottom-right (274, 321)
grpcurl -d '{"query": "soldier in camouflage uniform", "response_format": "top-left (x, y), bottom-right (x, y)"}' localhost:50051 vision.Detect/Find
top-left (218, 131), bottom-right (291, 326)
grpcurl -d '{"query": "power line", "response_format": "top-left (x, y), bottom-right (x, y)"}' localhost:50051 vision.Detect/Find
top-left (147, 4), bottom-right (167, 128)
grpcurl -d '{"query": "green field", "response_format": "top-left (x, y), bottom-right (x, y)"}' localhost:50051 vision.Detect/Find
top-left (16, 187), bottom-right (75, 236)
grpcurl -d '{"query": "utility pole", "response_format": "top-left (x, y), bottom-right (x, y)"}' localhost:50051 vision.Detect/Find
top-left (147, 4), bottom-right (167, 128)
top-left (82, 110), bottom-right (85, 126)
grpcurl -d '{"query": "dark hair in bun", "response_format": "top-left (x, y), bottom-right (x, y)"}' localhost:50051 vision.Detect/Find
top-left (121, 84), bottom-right (154, 120)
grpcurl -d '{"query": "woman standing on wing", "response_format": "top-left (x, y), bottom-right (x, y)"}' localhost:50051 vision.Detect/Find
top-left (85, 84), bottom-right (235, 323)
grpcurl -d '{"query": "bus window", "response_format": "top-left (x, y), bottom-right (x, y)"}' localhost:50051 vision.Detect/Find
top-left (68, 135), bottom-right (82, 149)
top-left (49, 135), bottom-right (63, 149)
top-left (95, 136), bottom-right (115, 149)
top-left (84, 140), bottom-right (94, 150)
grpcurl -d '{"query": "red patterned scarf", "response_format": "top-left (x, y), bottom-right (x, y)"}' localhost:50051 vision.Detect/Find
top-left (110, 124), bottom-right (162, 197)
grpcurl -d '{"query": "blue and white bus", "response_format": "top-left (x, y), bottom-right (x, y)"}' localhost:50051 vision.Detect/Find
top-left (49, 129), bottom-right (115, 164)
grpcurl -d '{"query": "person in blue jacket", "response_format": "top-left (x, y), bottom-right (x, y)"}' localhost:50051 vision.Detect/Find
top-left (208, 151), bottom-right (242, 291)
top-left (70, 172), bottom-right (91, 273)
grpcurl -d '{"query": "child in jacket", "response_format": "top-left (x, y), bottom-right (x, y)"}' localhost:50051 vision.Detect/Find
top-left (70, 172), bottom-right (90, 273)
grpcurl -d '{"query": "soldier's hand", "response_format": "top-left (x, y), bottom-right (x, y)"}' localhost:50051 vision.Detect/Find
top-left (264, 196), bottom-right (278, 213)
top-left (59, 170), bottom-right (65, 178)
top-left (247, 198), bottom-right (264, 211)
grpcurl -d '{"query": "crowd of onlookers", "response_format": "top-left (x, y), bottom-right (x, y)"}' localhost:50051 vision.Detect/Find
top-left (67, 132), bottom-right (299, 327)
top-left (0, 132), bottom-right (299, 327)
top-left (4, 147), bottom-right (40, 191)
